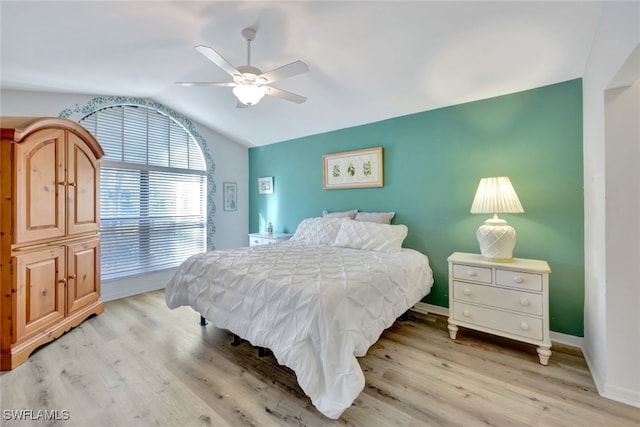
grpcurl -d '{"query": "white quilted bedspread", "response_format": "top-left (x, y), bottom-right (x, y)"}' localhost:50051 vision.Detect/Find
top-left (165, 241), bottom-right (433, 419)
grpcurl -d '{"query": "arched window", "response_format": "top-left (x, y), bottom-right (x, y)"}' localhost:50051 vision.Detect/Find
top-left (80, 105), bottom-right (207, 280)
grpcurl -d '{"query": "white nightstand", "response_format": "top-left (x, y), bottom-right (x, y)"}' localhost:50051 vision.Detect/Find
top-left (248, 232), bottom-right (293, 246)
top-left (447, 252), bottom-right (552, 365)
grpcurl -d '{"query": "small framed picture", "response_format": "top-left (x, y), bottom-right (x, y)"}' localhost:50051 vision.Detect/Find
top-left (258, 176), bottom-right (274, 194)
top-left (223, 182), bottom-right (237, 211)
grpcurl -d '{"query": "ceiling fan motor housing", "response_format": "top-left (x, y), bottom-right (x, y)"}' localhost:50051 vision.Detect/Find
top-left (241, 28), bottom-right (257, 42)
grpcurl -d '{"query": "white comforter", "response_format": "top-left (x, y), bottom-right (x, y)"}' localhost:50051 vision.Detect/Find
top-left (165, 241), bottom-right (433, 419)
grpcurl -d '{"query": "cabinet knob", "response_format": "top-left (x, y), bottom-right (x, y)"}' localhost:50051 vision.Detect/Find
top-left (463, 288), bottom-right (471, 296)
top-left (58, 278), bottom-right (67, 286)
top-left (69, 274), bottom-right (77, 280)
top-left (466, 270), bottom-right (477, 277)
top-left (463, 309), bottom-right (471, 317)
top-left (68, 182), bottom-right (77, 187)
top-left (520, 322), bottom-right (530, 331)
top-left (520, 298), bottom-right (530, 306)
top-left (513, 276), bottom-right (524, 284)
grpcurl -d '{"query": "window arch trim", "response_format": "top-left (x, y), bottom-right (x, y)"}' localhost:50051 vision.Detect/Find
top-left (60, 96), bottom-right (216, 251)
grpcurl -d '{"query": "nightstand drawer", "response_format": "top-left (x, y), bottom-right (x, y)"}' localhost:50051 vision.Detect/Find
top-left (249, 233), bottom-right (293, 247)
top-left (452, 264), bottom-right (492, 284)
top-left (495, 269), bottom-right (542, 291)
top-left (249, 237), bottom-right (264, 246)
top-left (453, 281), bottom-right (543, 316)
top-left (452, 302), bottom-right (543, 340)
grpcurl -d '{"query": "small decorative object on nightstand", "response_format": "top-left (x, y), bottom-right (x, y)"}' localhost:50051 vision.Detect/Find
top-left (249, 232), bottom-right (292, 246)
top-left (447, 252), bottom-right (552, 365)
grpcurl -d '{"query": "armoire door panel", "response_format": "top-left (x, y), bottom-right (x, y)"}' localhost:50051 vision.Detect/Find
top-left (13, 128), bottom-right (65, 244)
top-left (67, 133), bottom-right (100, 236)
top-left (67, 238), bottom-right (100, 315)
top-left (13, 247), bottom-right (66, 343)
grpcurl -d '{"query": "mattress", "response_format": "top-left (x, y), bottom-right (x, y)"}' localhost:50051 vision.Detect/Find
top-left (165, 240), bottom-right (433, 418)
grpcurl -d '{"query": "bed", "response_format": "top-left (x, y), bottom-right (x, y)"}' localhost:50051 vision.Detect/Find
top-left (165, 216), bottom-right (433, 419)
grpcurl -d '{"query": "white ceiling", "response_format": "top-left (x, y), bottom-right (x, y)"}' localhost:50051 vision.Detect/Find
top-left (1, 1), bottom-right (604, 147)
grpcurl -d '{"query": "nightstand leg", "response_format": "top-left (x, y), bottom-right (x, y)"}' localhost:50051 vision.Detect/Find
top-left (537, 345), bottom-right (552, 365)
top-left (448, 321), bottom-right (458, 340)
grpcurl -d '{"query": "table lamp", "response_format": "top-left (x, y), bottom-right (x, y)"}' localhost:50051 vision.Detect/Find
top-left (470, 176), bottom-right (524, 261)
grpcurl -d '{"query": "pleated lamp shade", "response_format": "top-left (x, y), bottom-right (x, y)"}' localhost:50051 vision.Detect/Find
top-left (470, 177), bottom-right (524, 215)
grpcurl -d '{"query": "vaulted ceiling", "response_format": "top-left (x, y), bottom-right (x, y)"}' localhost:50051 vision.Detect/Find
top-left (1, 1), bottom-right (603, 147)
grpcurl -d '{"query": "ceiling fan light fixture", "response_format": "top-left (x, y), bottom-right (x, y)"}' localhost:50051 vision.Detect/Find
top-left (181, 27), bottom-right (309, 106)
top-left (233, 83), bottom-right (267, 106)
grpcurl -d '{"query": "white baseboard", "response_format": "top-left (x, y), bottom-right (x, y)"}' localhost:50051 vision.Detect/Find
top-left (603, 383), bottom-right (640, 409)
top-left (101, 268), bottom-right (176, 302)
top-left (412, 302), bottom-right (448, 317)
top-left (411, 302), bottom-right (584, 349)
top-left (582, 346), bottom-right (606, 395)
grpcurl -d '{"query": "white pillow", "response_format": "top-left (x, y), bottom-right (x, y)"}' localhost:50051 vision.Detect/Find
top-left (354, 211), bottom-right (395, 224)
top-left (290, 217), bottom-right (349, 245)
top-left (322, 209), bottom-right (358, 219)
top-left (333, 219), bottom-right (408, 252)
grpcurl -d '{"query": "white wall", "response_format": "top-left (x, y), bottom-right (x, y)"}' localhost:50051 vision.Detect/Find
top-left (1, 89), bottom-right (249, 301)
top-left (605, 75), bottom-right (640, 405)
top-left (582, 1), bottom-right (640, 408)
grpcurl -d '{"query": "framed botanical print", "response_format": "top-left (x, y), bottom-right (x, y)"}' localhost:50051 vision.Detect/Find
top-left (323, 147), bottom-right (383, 189)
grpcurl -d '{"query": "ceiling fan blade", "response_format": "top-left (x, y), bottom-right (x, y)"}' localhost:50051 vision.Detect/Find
top-left (264, 86), bottom-right (307, 104)
top-left (195, 45), bottom-right (242, 78)
top-left (175, 82), bottom-right (236, 87)
top-left (258, 60), bottom-right (309, 84)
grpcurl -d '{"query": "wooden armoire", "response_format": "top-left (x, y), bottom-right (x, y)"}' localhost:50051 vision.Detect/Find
top-left (0, 117), bottom-right (104, 370)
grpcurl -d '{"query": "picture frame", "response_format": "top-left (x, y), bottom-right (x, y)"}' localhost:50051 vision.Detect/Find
top-left (323, 146), bottom-right (383, 189)
top-left (223, 182), bottom-right (237, 211)
top-left (258, 176), bottom-right (274, 194)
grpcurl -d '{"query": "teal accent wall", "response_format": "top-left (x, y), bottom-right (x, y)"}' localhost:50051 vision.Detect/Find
top-left (249, 79), bottom-right (584, 336)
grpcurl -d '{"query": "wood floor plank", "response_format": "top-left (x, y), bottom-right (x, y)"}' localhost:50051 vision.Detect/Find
top-left (1, 289), bottom-right (639, 427)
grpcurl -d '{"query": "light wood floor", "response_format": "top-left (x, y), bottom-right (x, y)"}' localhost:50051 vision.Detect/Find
top-left (1, 290), bottom-right (639, 427)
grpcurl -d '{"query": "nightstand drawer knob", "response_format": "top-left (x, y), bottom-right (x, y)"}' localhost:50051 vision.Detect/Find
top-left (466, 270), bottom-right (477, 277)
top-left (513, 276), bottom-right (525, 284)
top-left (463, 288), bottom-right (472, 296)
top-left (520, 322), bottom-right (530, 331)
top-left (463, 309), bottom-right (471, 317)
top-left (520, 298), bottom-right (530, 306)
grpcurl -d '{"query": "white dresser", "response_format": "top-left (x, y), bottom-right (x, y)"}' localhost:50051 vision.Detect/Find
top-left (447, 252), bottom-right (552, 365)
top-left (248, 232), bottom-right (293, 246)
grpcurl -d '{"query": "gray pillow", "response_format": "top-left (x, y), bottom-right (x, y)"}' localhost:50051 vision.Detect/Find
top-left (322, 209), bottom-right (358, 219)
top-left (354, 211), bottom-right (395, 224)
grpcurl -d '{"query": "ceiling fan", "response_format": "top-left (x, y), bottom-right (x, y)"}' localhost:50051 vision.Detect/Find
top-left (177, 27), bottom-right (309, 107)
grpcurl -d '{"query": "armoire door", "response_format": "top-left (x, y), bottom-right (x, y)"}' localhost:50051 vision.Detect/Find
top-left (13, 246), bottom-right (66, 343)
top-left (13, 128), bottom-right (66, 245)
top-left (67, 132), bottom-right (100, 236)
top-left (66, 238), bottom-right (100, 315)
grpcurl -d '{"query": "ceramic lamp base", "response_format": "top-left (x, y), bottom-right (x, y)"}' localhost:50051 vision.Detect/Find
top-left (476, 218), bottom-right (517, 261)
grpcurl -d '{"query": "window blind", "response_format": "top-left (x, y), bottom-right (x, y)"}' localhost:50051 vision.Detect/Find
top-left (80, 105), bottom-right (206, 280)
